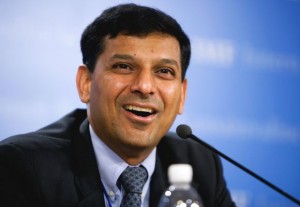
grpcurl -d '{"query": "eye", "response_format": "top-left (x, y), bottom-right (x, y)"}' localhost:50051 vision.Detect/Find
top-left (156, 68), bottom-right (176, 79)
top-left (112, 63), bottom-right (133, 73)
top-left (112, 63), bottom-right (131, 70)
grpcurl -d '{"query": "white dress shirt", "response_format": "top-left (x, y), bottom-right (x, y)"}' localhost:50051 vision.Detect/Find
top-left (90, 125), bottom-right (156, 207)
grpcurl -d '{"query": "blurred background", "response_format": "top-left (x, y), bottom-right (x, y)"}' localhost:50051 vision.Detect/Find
top-left (1, 0), bottom-right (299, 206)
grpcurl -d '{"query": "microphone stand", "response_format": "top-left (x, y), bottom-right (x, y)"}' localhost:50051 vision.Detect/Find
top-left (186, 131), bottom-right (300, 205)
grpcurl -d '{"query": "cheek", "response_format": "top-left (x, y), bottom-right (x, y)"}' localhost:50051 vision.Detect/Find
top-left (92, 76), bottom-right (129, 107)
top-left (161, 84), bottom-right (182, 110)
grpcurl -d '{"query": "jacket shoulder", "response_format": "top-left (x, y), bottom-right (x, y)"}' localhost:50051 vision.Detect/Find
top-left (0, 110), bottom-right (87, 206)
top-left (0, 109), bottom-right (87, 149)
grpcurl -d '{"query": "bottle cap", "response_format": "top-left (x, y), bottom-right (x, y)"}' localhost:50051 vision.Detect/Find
top-left (168, 164), bottom-right (193, 184)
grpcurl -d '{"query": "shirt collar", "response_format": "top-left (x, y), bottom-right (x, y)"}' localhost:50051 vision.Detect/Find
top-left (89, 125), bottom-right (156, 197)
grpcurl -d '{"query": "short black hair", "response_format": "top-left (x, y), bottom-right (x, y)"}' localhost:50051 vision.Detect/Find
top-left (80, 3), bottom-right (191, 81)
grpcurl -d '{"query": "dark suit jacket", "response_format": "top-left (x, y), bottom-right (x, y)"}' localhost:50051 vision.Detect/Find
top-left (0, 109), bottom-right (235, 207)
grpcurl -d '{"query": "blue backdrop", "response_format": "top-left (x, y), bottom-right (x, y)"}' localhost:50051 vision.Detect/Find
top-left (1, 1), bottom-right (299, 206)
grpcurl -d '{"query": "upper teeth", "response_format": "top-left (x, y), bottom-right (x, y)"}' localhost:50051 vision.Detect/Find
top-left (125, 105), bottom-right (153, 113)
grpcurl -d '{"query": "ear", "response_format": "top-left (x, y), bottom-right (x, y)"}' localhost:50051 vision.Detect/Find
top-left (178, 79), bottom-right (187, 114)
top-left (76, 65), bottom-right (91, 103)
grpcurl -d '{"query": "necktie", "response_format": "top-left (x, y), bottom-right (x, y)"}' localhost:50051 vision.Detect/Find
top-left (118, 166), bottom-right (148, 207)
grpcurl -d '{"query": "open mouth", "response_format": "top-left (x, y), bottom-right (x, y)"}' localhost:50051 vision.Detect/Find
top-left (124, 105), bottom-right (156, 117)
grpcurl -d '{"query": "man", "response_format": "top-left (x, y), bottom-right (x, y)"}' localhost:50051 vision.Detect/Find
top-left (0, 3), bottom-right (235, 207)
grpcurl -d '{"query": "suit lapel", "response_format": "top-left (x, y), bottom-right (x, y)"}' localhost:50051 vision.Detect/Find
top-left (149, 153), bottom-right (169, 206)
top-left (72, 118), bottom-right (105, 207)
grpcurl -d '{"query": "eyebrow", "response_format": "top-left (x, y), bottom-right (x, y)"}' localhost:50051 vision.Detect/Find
top-left (110, 54), bottom-right (134, 61)
top-left (160, 58), bottom-right (179, 68)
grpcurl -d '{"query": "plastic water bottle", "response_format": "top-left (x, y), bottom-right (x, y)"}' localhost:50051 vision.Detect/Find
top-left (158, 164), bottom-right (204, 207)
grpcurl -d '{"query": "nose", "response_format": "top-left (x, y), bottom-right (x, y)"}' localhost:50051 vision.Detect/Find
top-left (130, 70), bottom-right (155, 97)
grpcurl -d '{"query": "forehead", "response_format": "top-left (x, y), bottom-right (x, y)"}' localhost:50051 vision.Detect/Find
top-left (105, 33), bottom-right (180, 50)
top-left (103, 33), bottom-right (181, 60)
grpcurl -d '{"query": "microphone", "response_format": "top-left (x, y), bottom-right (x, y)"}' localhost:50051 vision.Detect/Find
top-left (176, 124), bottom-right (300, 205)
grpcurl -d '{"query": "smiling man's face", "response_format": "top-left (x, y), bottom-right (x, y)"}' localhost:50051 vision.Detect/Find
top-left (76, 33), bottom-right (187, 164)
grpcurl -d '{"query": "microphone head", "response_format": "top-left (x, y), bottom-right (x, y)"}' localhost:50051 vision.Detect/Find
top-left (176, 124), bottom-right (192, 139)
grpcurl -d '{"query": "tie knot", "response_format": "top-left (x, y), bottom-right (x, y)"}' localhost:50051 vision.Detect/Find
top-left (118, 166), bottom-right (148, 194)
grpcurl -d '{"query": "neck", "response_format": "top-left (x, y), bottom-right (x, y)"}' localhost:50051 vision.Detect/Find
top-left (118, 147), bottom-right (153, 166)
